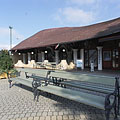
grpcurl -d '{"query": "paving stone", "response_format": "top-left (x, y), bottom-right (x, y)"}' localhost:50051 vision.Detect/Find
top-left (68, 110), bottom-right (74, 115)
top-left (36, 112), bottom-right (42, 116)
top-left (14, 114), bottom-right (20, 119)
top-left (28, 117), bottom-right (34, 120)
top-left (63, 115), bottom-right (69, 120)
top-left (51, 116), bottom-right (56, 120)
top-left (16, 118), bottom-right (21, 120)
top-left (63, 111), bottom-right (69, 115)
top-left (59, 112), bottom-right (64, 116)
top-left (1, 115), bottom-right (9, 120)
top-left (8, 115), bottom-right (14, 119)
top-left (25, 113), bottom-right (31, 117)
top-left (23, 111), bottom-right (29, 114)
top-left (68, 115), bottom-right (74, 120)
top-left (41, 112), bottom-right (48, 116)
top-left (53, 112), bottom-right (58, 116)
top-left (40, 117), bottom-right (45, 120)
top-left (74, 111), bottom-right (80, 115)
top-left (48, 112), bottom-right (53, 116)
top-left (80, 114), bottom-right (86, 119)
top-left (31, 113), bottom-right (37, 117)
top-left (0, 116), bottom-right (3, 119)
top-left (19, 114), bottom-right (26, 118)
top-left (57, 116), bottom-right (62, 120)
top-left (34, 117), bottom-right (39, 120)
top-left (22, 118), bottom-right (28, 120)
top-left (45, 116), bottom-right (50, 120)
top-left (1, 113), bottom-right (7, 116)
top-left (74, 115), bottom-right (80, 120)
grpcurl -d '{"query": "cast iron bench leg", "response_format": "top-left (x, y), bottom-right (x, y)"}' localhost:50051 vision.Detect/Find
top-left (37, 90), bottom-right (39, 102)
top-left (33, 87), bottom-right (40, 102)
top-left (8, 80), bottom-right (12, 88)
top-left (33, 88), bottom-right (38, 101)
top-left (105, 109), bottom-right (110, 120)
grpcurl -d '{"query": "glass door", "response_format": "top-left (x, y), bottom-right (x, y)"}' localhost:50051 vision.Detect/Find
top-left (84, 49), bottom-right (97, 68)
top-left (112, 49), bottom-right (120, 69)
top-left (103, 50), bottom-right (112, 69)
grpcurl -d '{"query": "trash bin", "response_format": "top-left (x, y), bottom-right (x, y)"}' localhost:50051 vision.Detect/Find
top-left (90, 61), bottom-right (94, 72)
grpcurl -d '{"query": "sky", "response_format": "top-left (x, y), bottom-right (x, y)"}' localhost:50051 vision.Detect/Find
top-left (0, 0), bottom-right (120, 50)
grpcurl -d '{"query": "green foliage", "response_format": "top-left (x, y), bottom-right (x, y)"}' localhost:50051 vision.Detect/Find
top-left (0, 50), bottom-right (13, 75)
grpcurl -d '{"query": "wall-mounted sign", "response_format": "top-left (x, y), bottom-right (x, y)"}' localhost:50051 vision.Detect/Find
top-left (77, 59), bottom-right (83, 68)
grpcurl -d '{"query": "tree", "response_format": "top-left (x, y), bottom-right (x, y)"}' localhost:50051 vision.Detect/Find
top-left (0, 50), bottom-right (14, 87)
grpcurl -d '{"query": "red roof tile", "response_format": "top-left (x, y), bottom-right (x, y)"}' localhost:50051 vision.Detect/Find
top-left (12, 17), bottom-right (120, 50)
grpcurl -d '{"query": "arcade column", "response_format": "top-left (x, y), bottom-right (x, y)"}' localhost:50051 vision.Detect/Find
top-left (28, 52), bottom-right (31, 64)
top-left (80, 49), bottom-right (84, 70)
top-left (41, 52), bottom-right (45, 62)
top-left (97, 47), bottom-right (103, 70)
top-left (55, 50), bottom-right (59, 64)
top-left (73, 49), bottom-right (78, 65)
top-left (22, 53), bottom-right (26, 64)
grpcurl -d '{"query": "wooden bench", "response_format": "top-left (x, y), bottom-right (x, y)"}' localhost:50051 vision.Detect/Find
top-left (10, 70), bottom-right (120, 120)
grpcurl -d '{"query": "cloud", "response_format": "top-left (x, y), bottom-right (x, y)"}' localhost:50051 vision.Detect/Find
top-left (0, 44), bottom-right (10, 50)
top-left (13, 30), bottom-right (24, 41)
top-left (0, 28), bottom-right (24, 41)
top-left (67, 0), bottom-right (96, 5)
top-left (0, 27), bottom-right (24, 50)
top-left (0, 44), bottom-right (16, 50)
top-left (54, 7), bottom-right (95, 25)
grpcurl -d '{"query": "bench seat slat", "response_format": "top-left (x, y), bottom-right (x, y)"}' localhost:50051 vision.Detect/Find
top-left (11, 77), bottom-right (107, 110)
top-left (11, 78), bottom-right (32, 87)
top-left (38, 85), bottom-right (106, 110)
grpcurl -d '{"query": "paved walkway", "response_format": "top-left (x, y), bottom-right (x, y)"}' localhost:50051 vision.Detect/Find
top-left (0, 79), bottom-right (115, 120)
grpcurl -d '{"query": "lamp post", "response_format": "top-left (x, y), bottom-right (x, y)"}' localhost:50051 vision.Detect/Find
top-left (9, 26), bottom-right (13, 50)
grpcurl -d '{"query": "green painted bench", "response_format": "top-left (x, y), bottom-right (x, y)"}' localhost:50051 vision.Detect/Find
top-left (10, 70), bottom-right (120, 120)
top-left (25, 71), bottom-right (120, 120)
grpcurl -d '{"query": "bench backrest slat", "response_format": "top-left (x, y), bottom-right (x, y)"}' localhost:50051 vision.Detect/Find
top-left (50, 71), bottom-right (115, 86)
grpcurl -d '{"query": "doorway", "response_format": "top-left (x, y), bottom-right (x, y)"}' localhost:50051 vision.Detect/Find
top-left (112, 49), bottom-right (120, 69)
top-left (84, 49), bottom-right (98, 68)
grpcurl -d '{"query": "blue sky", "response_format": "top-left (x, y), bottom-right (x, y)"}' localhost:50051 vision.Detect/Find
top-left (0, 0), bottom-right (120, 50)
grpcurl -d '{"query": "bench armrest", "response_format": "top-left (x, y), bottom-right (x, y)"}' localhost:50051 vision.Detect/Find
top-left (105, 77), bottom-right (119, 120)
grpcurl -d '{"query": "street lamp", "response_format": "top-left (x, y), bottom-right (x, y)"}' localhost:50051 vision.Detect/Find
top-left (9, 26), bottom-right (13, 49)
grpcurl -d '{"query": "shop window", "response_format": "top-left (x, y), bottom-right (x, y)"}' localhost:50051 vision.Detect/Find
top-left (103, 51), bottom-right (111, 61)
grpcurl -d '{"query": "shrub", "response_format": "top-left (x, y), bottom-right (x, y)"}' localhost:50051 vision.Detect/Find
top-left (0, 50), bottom-right (14, 78)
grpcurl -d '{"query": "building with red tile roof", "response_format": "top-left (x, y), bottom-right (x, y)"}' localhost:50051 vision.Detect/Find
top-left (11, 17), bottom-right (120, 70)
